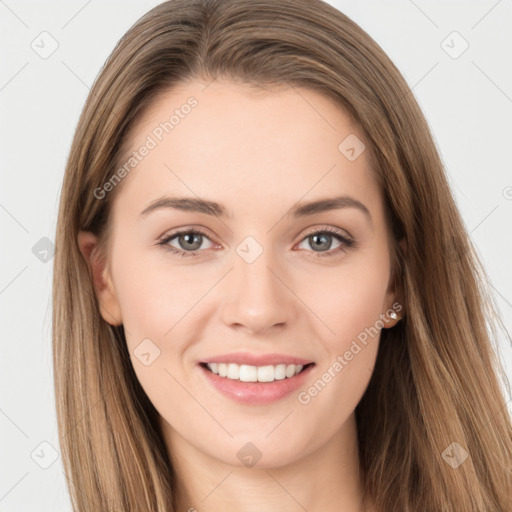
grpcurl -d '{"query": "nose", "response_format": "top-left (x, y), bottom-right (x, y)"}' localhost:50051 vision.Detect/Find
top-left (219, 244), bottom-right (298, 335)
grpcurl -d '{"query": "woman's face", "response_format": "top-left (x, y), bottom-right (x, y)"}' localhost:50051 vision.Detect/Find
top-left (85, 78), bottom-right (399, 468)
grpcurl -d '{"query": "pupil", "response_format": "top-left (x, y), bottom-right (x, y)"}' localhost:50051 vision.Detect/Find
top-left (181, 233), bottom-right (201, 250)
top-left (311, 233), bottom-right (331, 251)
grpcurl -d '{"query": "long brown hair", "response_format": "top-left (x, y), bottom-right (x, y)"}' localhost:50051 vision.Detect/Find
top-left (53, 0), bottom-right (512, 510)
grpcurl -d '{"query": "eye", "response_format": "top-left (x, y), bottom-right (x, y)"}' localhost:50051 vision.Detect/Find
top-left (296, 227), bottom-right (354, 257)
top-left (158, 228), bottom-right (215, 257)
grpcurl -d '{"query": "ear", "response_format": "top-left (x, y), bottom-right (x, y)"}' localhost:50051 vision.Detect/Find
top-left (77, 231), bottom-right (123, 326)
top-left (382, 237), bottom-right (406, 329)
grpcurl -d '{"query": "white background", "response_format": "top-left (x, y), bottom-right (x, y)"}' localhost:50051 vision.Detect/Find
top-left (1, 1), bottom-right (511, 510)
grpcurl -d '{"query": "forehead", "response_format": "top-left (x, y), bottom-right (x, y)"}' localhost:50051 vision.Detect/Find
top-left (110, 78), bottom-right (383, 226)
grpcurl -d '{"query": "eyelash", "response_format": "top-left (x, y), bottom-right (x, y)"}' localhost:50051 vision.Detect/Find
top-left (157, 226), bottom-right (355, 259)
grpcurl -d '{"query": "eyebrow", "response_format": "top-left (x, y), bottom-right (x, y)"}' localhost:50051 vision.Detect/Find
top-left (140, 195), bottom-right (372, 224)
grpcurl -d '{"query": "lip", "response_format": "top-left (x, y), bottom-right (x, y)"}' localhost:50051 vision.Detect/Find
top-left (198, 360), bottom-right (316, 405)
top-left (199, 352), bottom-right (314, 366)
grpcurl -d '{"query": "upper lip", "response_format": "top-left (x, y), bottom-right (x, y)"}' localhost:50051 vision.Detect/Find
top-left (199, 352), bottom-right (314, 366)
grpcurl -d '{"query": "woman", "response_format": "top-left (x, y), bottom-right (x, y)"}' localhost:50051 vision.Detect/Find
top-left (52, 0), bottom-right (512, 510)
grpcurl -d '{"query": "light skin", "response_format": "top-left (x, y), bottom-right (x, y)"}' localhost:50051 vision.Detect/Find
top-left (79, 78), bottom-right (403, 512)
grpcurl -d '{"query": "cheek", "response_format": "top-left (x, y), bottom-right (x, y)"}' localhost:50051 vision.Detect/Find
top-left (112, 247), bottom-right (204, 341)
top-left (111, 253), bottom-right (201, 405)
top-left (296, 267), bottom-right (386, 424)
top-left (305, 260), bottom-right (389, 348)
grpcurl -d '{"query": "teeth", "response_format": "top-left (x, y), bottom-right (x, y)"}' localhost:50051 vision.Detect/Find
top-left (205, 362), bottom-right (305, 382)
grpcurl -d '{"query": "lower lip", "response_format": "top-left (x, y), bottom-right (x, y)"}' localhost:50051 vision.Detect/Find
top-left (198, 363), bottom-right (315, 405)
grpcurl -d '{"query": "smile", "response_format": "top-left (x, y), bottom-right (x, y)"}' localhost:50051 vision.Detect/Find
top-left (202, 362), bottom-right (314, 382)
top-left (199, 362), bottom-right (316, 404)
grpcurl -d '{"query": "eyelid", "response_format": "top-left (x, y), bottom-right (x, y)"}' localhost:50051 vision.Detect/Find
top-left (300, 224), bottom-right (353, 241)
